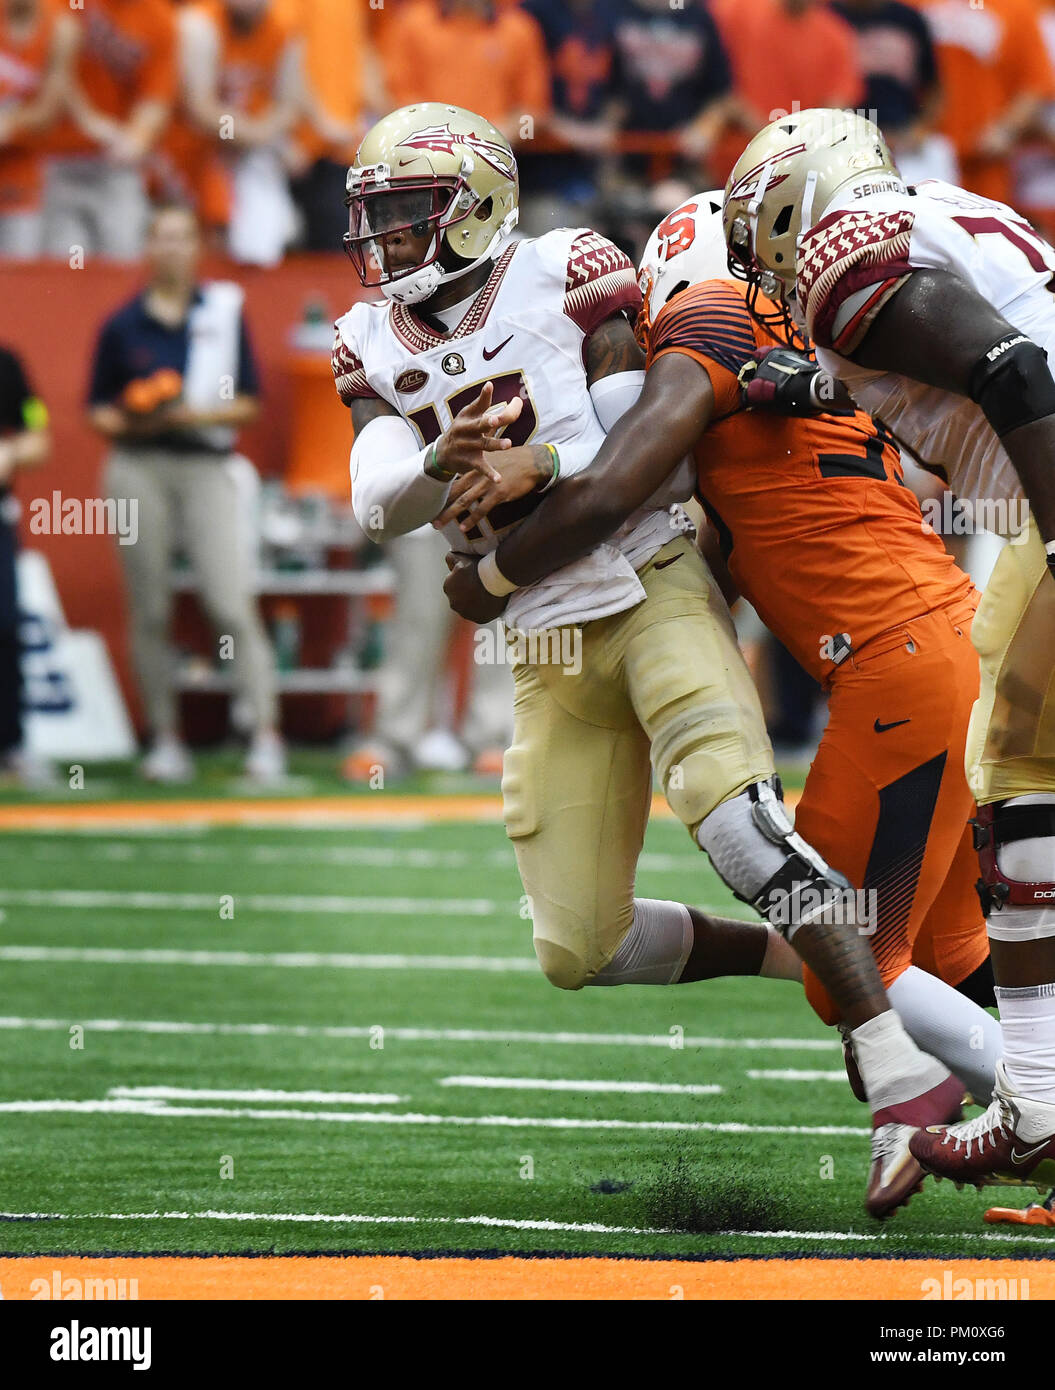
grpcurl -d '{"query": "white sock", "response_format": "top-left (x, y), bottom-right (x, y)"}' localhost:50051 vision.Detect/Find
top-left (996, 983), bottom-right (1055, 1107)
top-left (587, 899), bottom-right (694, 987)
top-left (887, 966), bottom-right (1001, 1105)
top-left (850, 1008), bottom-right (949, 1112)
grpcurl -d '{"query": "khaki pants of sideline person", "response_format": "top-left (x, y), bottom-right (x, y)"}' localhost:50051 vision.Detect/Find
top-left (105, 447), bottom-right (279, 737)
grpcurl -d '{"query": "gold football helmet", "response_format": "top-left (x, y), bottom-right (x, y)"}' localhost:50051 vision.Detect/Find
top-left (344, 102), bottom-right (519, 305)
top-left (723, 108), bottom-right (903, 336)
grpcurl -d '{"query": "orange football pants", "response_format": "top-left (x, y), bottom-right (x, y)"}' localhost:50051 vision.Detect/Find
top-left (794, 595), bottom-right (988, 1026)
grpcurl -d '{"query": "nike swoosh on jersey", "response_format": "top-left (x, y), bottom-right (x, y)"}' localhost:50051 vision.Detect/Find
top-left (653, 554), bottom-right (683, 570)
top-left (482, 334), bottom-right (514, 360)
top-left (874, 717), bottom-right (911, 734)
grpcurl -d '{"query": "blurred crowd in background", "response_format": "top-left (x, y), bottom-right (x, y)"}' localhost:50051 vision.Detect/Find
top-left (5, 0), bottom-right (1055, 265)
top-left (2, 0), bottom-right (1054, 785)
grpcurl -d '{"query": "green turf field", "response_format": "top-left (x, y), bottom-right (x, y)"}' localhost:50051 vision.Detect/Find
top-left (0, 760), bottom-right (1051, 1262)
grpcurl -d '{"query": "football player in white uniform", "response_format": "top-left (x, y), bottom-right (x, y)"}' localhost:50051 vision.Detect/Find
top-left (337, 103), bottom-right (963, 1218)
top-left (723, 108), bottom-right (1055, 1204)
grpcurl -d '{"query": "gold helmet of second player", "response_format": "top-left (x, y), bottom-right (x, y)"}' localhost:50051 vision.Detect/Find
top-left (344, 102), bottom-right (519, 306)
top-left (723, 108), bottom-right (903, 333)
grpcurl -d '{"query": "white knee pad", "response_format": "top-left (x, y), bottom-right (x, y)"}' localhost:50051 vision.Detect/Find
top-left (587, 899), bottom-right (693, 987)
top-left (694, 779), bottom-right (856, 940)
top-left (984, 795), bottom-right (1055, 941)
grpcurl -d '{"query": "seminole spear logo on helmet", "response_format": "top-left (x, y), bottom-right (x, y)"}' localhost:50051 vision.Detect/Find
top-left (396, 123), bottom-right (517, 180)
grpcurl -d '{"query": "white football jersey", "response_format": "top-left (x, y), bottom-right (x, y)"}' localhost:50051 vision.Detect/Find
top-left (334, 228), bottom-right (693, 629)
top-left (797, 180), bottom-right (1055, 535)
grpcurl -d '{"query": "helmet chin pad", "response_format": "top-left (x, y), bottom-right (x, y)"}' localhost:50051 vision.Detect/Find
top-left (378, 259), bottom-right (447, 305)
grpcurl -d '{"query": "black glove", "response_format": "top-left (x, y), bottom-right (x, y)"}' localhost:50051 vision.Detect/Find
top-left (738, 346), bottom-right (829, 415)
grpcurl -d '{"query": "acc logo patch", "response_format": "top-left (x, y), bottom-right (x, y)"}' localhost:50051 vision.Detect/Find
top-left (394, 368), bottom-right (428, 393)
top-left (441, 352), bottom-right (466, 375)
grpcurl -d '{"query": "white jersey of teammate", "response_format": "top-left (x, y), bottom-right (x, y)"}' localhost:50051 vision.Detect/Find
top-left (334, 227), bottom-right (693, 631)
top-left (797, 179), bottom-right (1055, 537)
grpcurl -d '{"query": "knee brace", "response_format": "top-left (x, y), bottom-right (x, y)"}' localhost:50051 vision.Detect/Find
top-left (696, 778), bottom-right (858, 940)
top-left (973, 796), bottom-right (1055, 936)
top-left (968, 334), bottom-right (1055, 439)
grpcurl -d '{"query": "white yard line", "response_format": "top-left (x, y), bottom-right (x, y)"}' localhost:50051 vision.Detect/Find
top-left (0, 1209), bottom-right (668, 1235)
top-left (0, 1209), bottom-right (1045, 1246)
top-left (0, 946), bottom-right (537, 972)
top-left (0, 889), bottom-right (502, 916)
top-left (439, 1076), bottom-right (722, 1095)
top-left (0, 1015), bottom-right (839, 1050)
top-left (107, 1086), bottom-right (401, 1105)
top-left (0, 1097), bottom-right (868, 1135)
top-left (17, 840), bottom-right (695, 874)
top-left (747, 1070), bottom-right (848, 1082)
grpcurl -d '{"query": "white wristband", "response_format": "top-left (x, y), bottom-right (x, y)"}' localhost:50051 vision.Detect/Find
top-left (1045, 539), bottom-right (1055, 558)
top-left (478, 550), bottom-right (519, 597)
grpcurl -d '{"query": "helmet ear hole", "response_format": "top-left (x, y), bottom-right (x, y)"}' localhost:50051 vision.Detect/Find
top-left (474, 196), bottom-right (493, 222)
top-left (664, 279), bottom-right (690, 305)
top-left (772, 204), bottom-right (794, 237)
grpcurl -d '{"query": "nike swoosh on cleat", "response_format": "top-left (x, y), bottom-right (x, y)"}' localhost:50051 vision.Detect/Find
top-left (874, 717), bottom-right (911, 734)
top-left (1010, 1141), bottom-right (1052, 1165)
top-left (482, 335), bottom-right (514, 361)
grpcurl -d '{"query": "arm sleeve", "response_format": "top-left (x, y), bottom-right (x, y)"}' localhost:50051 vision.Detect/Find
top-left (350, 412), bottom-right (450, 542)
top-left (648, 282), bottom-right (756, 419)
top-left (236, 313), bottom-right (260, 397)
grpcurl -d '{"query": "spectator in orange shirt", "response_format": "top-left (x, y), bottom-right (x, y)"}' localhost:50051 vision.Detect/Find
top-left (0, 0), bottom-right (77, 258)
top-left (380, 0), bottom-right (549, 149)
top-left (712, 0), bottom-right (864, 181)
top-left (43, 0), bottom-right (176, 261)
top-left (273, 0), bottom-right (378, 250)
top-left (910, 0), bottom-right (1054, 206)
top-left (178, 0), bottom-right (307, 265)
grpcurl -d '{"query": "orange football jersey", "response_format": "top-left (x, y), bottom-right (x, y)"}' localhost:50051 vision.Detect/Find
top-left (646, 279), bottom-right (974, 684)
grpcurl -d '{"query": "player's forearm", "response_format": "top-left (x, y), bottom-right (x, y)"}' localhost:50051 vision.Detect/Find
top-left (495, 466), bottom-right (626, 586)
top-left (497, 355), bottom-right (709, 586)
